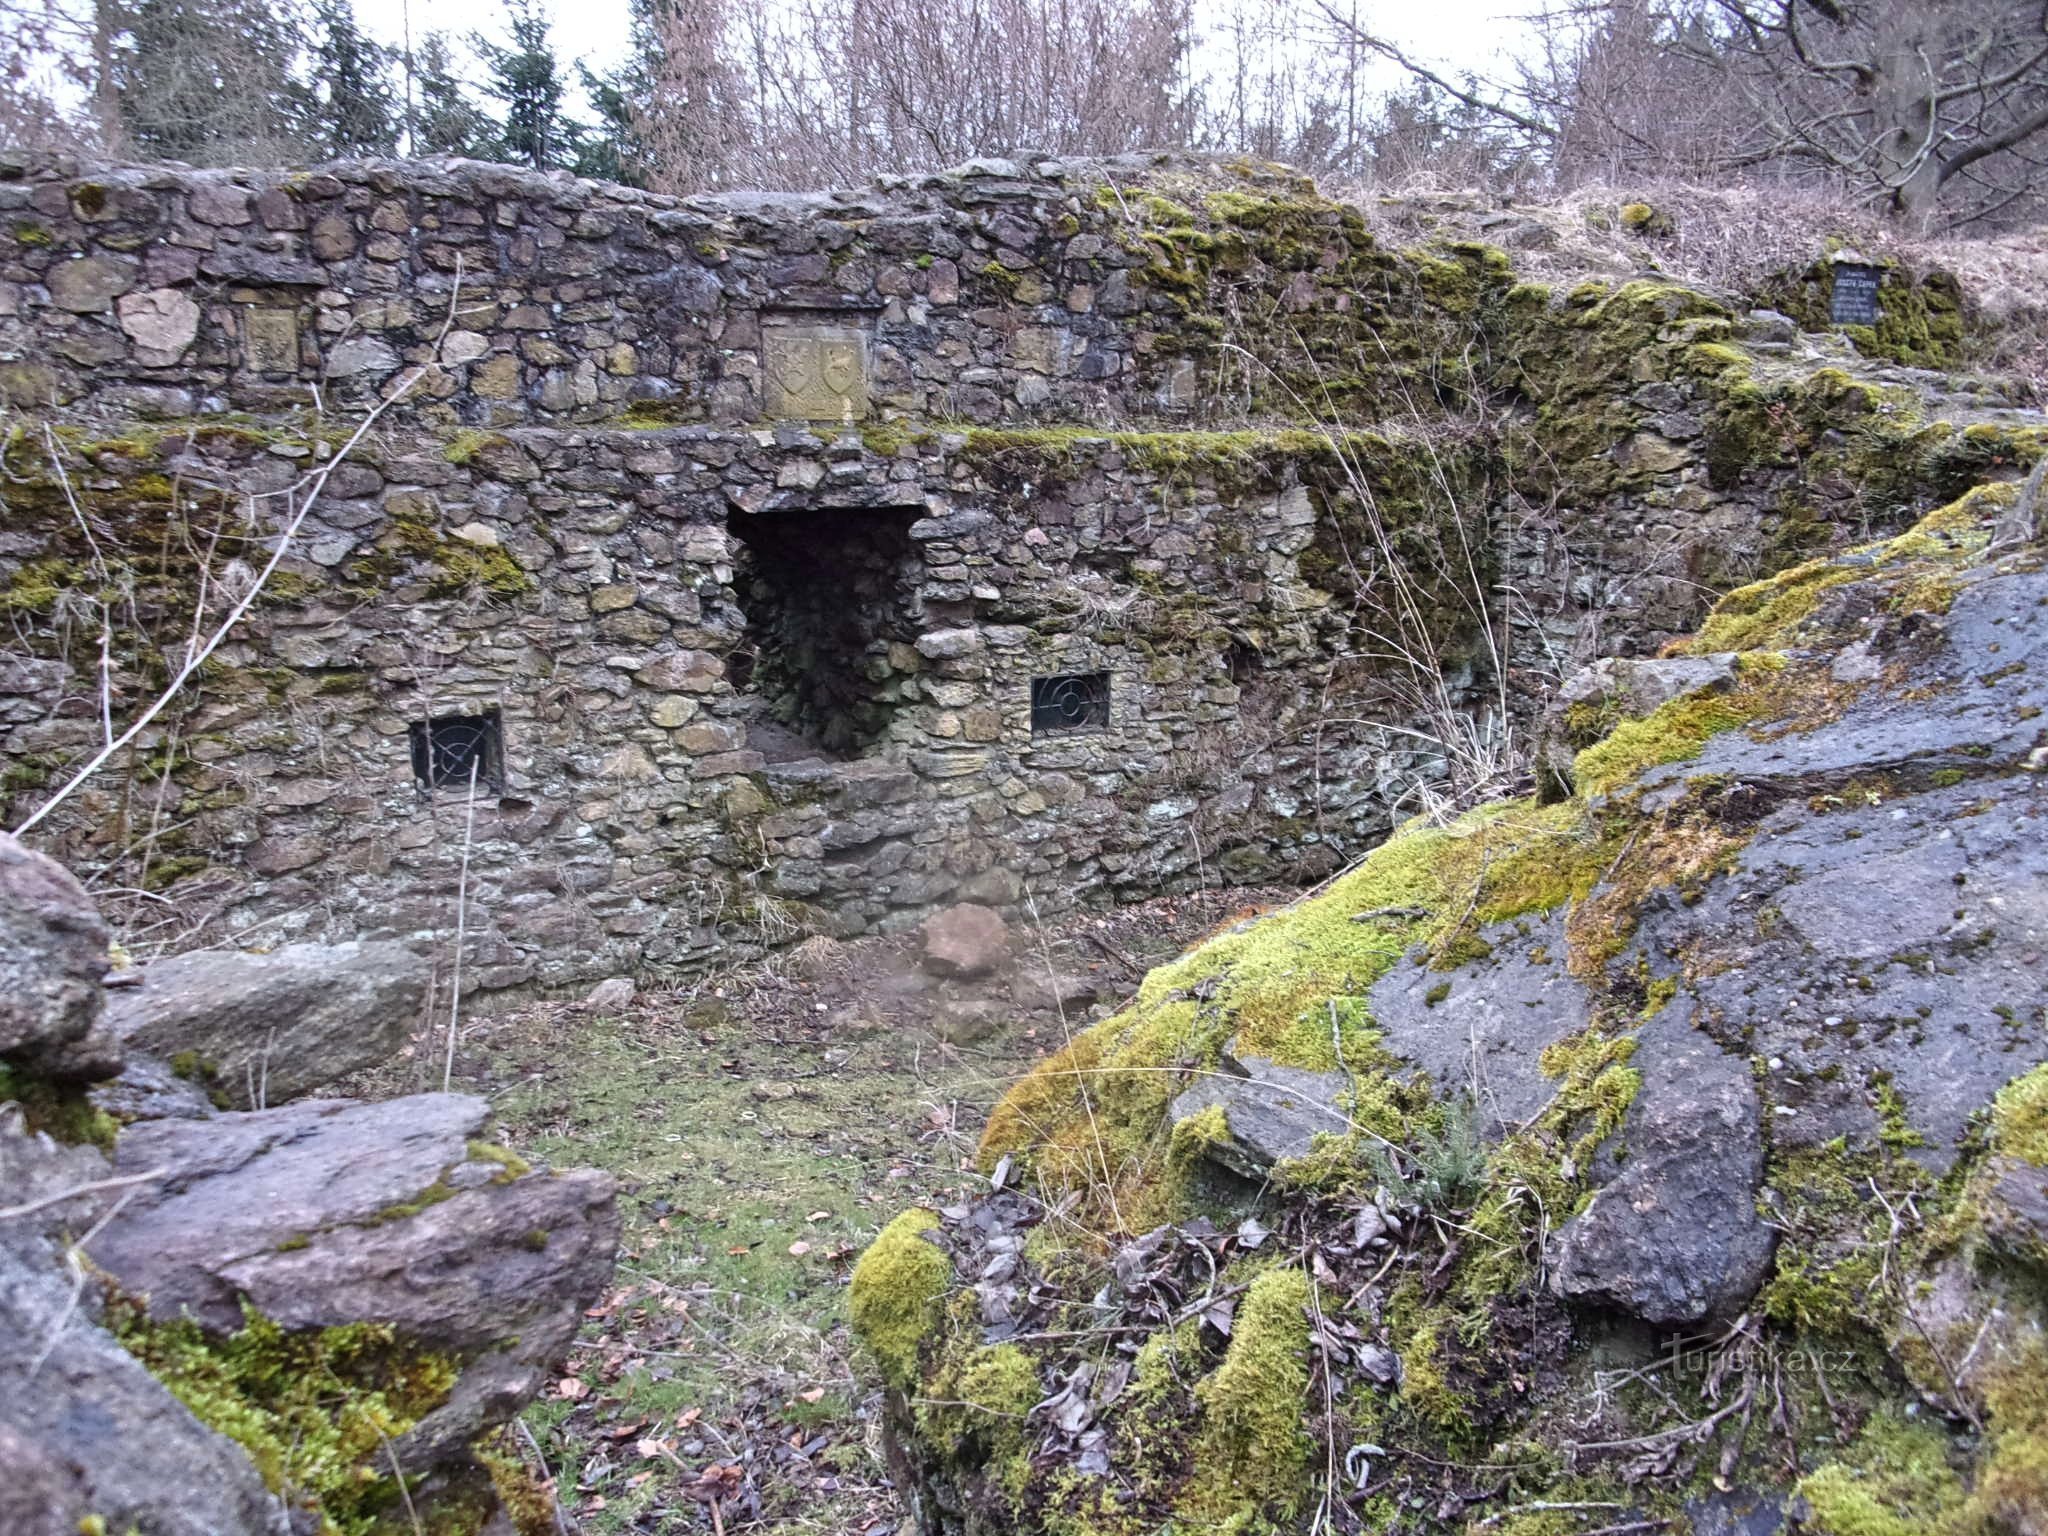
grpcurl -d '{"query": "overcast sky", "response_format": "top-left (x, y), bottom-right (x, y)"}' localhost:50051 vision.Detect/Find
top-left (349, 0), bottom-right (1534, 99)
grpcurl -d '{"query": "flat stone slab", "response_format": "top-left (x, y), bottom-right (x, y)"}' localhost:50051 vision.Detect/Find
top-left (1169, 1044), bottom-right (1350, 1176)
top-left (104, 939), bottom-right (428, 1108)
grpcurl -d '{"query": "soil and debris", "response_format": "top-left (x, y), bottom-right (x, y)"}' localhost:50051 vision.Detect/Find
top-left (344, 884), bottom-right (1298, 1534)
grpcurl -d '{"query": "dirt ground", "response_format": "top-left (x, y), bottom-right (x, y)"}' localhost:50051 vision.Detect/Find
top-left (348, 885), bottom-right (1297, 1535)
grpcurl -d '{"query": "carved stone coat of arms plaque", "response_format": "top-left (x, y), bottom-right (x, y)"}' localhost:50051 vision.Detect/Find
top-left (762, 321), bottom-right (869, 422)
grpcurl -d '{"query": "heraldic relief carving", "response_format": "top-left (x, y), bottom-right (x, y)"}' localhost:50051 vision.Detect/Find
top-left (762, 319), bottom-right (870, 422)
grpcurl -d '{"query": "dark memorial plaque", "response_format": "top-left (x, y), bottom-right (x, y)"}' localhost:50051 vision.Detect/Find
top-left (1830, 263), bottom-right (1883, 326)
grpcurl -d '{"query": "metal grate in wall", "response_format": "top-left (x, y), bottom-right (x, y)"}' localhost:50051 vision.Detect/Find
top-left (1030, 672), bottom-right (1111, 736)
top-left (408, 712), bottom-right (503, 792)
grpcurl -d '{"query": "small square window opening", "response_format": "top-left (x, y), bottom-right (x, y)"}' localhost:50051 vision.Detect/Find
top-left (408, 712), bottom-right (502, 792)
top-left (1031, 672), bottom-right (1111, 736)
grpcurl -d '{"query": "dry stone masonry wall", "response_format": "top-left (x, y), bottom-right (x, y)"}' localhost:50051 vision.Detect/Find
top-left (2, 150), bottom-right (2038, 986)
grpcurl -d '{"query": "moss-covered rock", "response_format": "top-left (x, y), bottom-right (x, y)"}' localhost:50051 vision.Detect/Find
top-left (1179, 1265), bottom-right (1312, 1528)
top-left (111, 1299), bottom-right (460, 1536)
top-left (859, 478), bottom-right (2048, 1535)
top-left (1759, 254), bottom-right (1968, 369)
top-left (848, 1208), bottom-right (950, 1391)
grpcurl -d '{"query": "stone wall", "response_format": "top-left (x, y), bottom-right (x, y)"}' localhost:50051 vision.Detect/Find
top-left (0, 148), bottom-right (1457, 432)
top-left (3, 150), bottom-right (2034, 988)
top-left (0, 409), bottom-right (1491, 988)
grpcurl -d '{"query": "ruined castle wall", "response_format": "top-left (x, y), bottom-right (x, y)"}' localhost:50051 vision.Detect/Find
top-left (5, 152), bottom-right (2014, 988)
top-left (0, 150), bottom-right (1263, 430)
top-left (0, 409), bottom-right (1477, 987)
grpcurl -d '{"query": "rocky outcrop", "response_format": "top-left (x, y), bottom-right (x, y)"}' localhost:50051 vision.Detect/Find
top-left (0, 1120), bottom-right (289, 1536)
top-left (103, 939), bottom-right (429, 1108)
top-left (854, 487), bottom-right (2048, 1536)
top-left (0, 832), bottom-right (120, 1081)
top-left (0, 860), bottom-right (618, 1536)
top-left (93, 1092), bottom-right (620, 1467)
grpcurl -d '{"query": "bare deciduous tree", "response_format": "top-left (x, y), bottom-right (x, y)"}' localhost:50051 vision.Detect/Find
top-left (1688, 0), bottom-right (2048, 225)
top-left (1319, 0), bottom-right (2048, 227)
top-left (626, 0), bottom-right (1202, 191)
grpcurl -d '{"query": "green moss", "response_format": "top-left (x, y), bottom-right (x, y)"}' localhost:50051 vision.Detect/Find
top-left (0, 1065), bottom-right (119, 1149)
top-left (978, 783), bottom-right (1715, 1222)
top-left (613, 399), bottom-right (692, 428)
top-left (1178, 1265), bottom-right (1311, 1525)
top-left (12, 221), bottom-right (54, 247)
top-left (1571, 664), bottom-right (1788, 799)
top-left (914, 1338), bottom-right (1041, 1502)
top-left (1389, 1296), bottom-right (1467, 1435)
top-left (441, 429), bottom-right (506, 465)
top-left (848, 1208), bottom-right (949, 1391)
top-left (1793, 1413), bottom-right (1965, 1536)
top-left (1168, 1102), bottom-right (1230, 1171)
top-left (111, 1298), bottom-right (460, 1536)
top-left (141, 853), bottom-right (213, 893)
top-left (858, 419), bottom-right (936, 458)
top-left (465, 1139), bottom-right (531, 1182)
top-left (1678, 484), bottom-right (2005, 656)
top-left (1758, 256), bottom-right (1966, 369)
top-left (168, 1049), bottom-right (214, 1081)
top-left (2, 559), bottom-right (74, 614)
top-left (1990, 1063), bottom-right (2048, 1166)
top-left (367, 1178), bottom-right (458, 1225)
top-left (1757, 1136), bottom-right (1930, 1337)
top-left (1970, 1341), bottom-right (2048, 1534)
top-left (1618, 201), bottom-right (1672, 237)
top-left (387, 513), bottom-right (535, 598)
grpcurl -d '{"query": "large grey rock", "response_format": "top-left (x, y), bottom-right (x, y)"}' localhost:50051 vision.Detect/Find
top-left (1657, 777), bottom-right (2047, 1166)
top-left (92, 1092), bottom-right (620, 1466)
top-left (1548, 1008), bottom-right (1776, 1325)
top-left (921, 903), bottom-right (1010, 979)
top-left (1367, 910), bottom-right (1592, 1134)
top-left (1636, 569), bottom-right (2048, 808)
top-left (0, 1119), bottom-right (287, 1536)
top-left (0, 832), bottom-right (119, 1081)
top-left (1536, 653), bottom-right (1740, 800)
top-left (103, 939), bottom-right (428, 1107)
top-left (1168, 1043), bottom-right (1350, 1176)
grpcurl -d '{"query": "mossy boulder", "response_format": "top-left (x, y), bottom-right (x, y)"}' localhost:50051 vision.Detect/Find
top-left (849, 1208), bottom-right (950, 1391)
top-left (855, 484), bottom-right (2048, 1535)
top-left (66, 1092), bottom-right (618, 1531)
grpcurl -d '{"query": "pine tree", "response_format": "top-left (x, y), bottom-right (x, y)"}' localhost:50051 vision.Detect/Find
top-left (409, 32), bottom-right (493, 157)
top-left (572, 0), bottom-right (665, 186)
top-left (471, 0), bottom-right (584, 170)
top-left (308, 0), bottom-right (397, 157)
top-left (111, 0), bottom-right (313, 165)
top-left (576, 58), bottom-right (642, 184)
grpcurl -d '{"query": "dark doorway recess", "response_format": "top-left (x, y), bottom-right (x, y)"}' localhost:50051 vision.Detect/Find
top-left (727, 505), bottom-right (925, 758)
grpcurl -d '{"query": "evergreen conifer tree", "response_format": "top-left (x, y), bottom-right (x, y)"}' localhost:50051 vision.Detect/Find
top-left (409, 32), bottom-right (494, 157)
top-left (471, 0), bottom-right (584, 170)
top-left (308, 0), bottom-right (397, 157)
